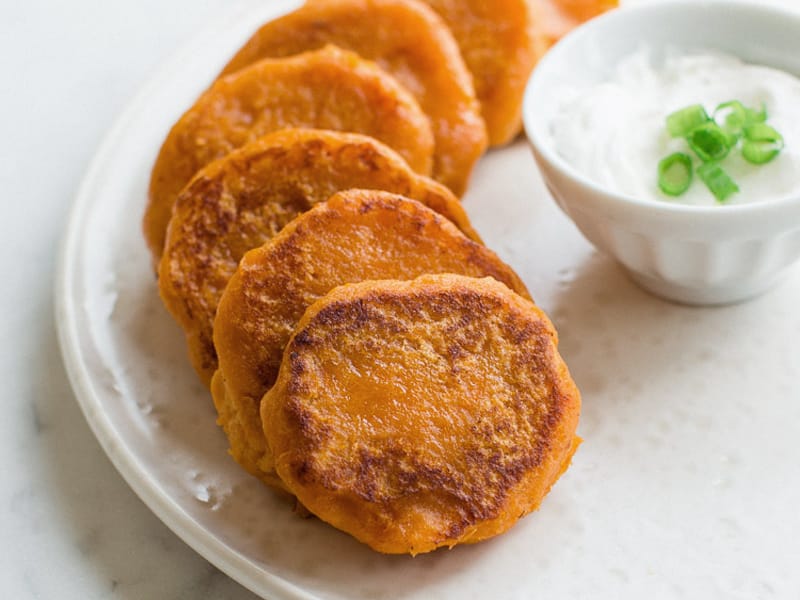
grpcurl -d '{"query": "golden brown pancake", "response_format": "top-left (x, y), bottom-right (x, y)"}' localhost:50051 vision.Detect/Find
top-left (219, 0), bottom-right (487, 196)
top-left (158, 129), bottom-right (480, 387)
top-left (531, 0), bottom-right (619, 54)
top-left (420, 0), bottom-right (538, 146)
top-left (262, 274), bottom-right (581, 554)
top-left (212, 190), bottom-right (530, 484)
top-left (144, 45), bottom-right (434, 262)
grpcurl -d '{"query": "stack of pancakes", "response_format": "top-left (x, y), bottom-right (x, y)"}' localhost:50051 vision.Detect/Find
top-left (144, 0), bottom-right (614, 555)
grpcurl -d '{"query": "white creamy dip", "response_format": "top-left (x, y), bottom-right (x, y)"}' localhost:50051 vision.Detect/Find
top-left (550, 49), bottom-right (800, 205)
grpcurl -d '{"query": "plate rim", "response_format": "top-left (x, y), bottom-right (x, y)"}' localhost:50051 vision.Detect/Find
top-left (54, 1), bottom-right (318, 598)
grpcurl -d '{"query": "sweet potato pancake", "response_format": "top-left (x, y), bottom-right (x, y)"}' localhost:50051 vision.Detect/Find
top-left (531, 0), bottom-right (619, 54)
top-left (158, 129), bottom-right (479, 387)
top-left (144, 45), bottom-right (434, 262)
top-left (420, 0), bottom-right (538, 146)
top-left (262, 274), bottom-right (581, 554)
top-left (212, 190), bottom-right (530, 483)
top-left (219, 0), bottom-right (487, 196)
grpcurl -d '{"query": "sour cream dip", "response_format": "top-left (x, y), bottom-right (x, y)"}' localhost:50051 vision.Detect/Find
top-left (550, 49), bottom-right (800, 206)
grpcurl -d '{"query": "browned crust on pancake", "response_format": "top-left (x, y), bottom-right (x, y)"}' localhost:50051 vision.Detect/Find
top-left (420, 0), bottom-right (538, 146)
top-left (219, 0), bottom-right (487, 195)
top-left (158, 129), bottom-right (479, 388)
top-left (144, 45), bottom-right (434, 263)
top-left (212, 190), bottom-right (529, 481)
top-left (262, 274), bottom-right (581, 554)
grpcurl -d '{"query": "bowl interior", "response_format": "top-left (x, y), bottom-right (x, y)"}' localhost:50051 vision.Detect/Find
top-left (525, 0), bottom-right (800, 180)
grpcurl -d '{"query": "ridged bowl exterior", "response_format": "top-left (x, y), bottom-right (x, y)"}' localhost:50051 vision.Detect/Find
top-left (524, 0), bottom-right (800, 305)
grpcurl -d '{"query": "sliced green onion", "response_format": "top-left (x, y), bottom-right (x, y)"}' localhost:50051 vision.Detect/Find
top-left (744, 122), bottom-right (783, 142)
top-left (658, 153), bottom-right (693, 196)
top-left (666, 104), bottom-right (709, 138)
top-left (742, 140), bottom-right (781, 164)
top-left (697, 162), bottom-right (739, 203)
top-left (714, 100), bottom-right (747, 142)
top-left (715, 100), bottom-right (747, 128)
top-left (745, 103), bottom-right (768, 125)
top-left (742, 123), bottom-right (784, 164)
top-left (659, 100), bottom-right (779, 201)
top-left (687, 122), bottom-right (732, 162)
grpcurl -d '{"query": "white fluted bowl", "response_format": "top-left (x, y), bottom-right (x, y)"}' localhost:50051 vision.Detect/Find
top-left (523, 0), bottom-right (800, 305)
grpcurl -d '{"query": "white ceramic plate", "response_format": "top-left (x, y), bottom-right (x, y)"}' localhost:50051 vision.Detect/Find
top-left (56, 1), bottom-right (800, 598)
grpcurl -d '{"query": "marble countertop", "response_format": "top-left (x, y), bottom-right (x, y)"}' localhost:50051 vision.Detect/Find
top-left (3, 1), bottom-right (800, 598)
top-left (2, 1), bottom-right (257, 597)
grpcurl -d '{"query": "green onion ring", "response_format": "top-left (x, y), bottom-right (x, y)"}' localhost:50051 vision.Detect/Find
top-left (745, 103), bottom-right (768, 125)
top-left (687, 122), bottom-right (732, 162)
top-left (715, 100), bottom-right (747, 128)
top-left (742, 123), bottom-right (784, 164)
top-left (666, 104), bottom-right (709, 138)
top-left (697, 162), bottom-right (739, 203)
top-left (658, 153), bottom-right (693, 196)
top-left (744, 122), bottom-right (783, 142)
top-left (714, 100), bottom-right (747, 142)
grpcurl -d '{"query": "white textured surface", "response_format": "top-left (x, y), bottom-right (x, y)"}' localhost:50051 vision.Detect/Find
top-left (2, 1), bottom-right (257, 598)
top-left (4, 1), bottom-right (800, 599)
